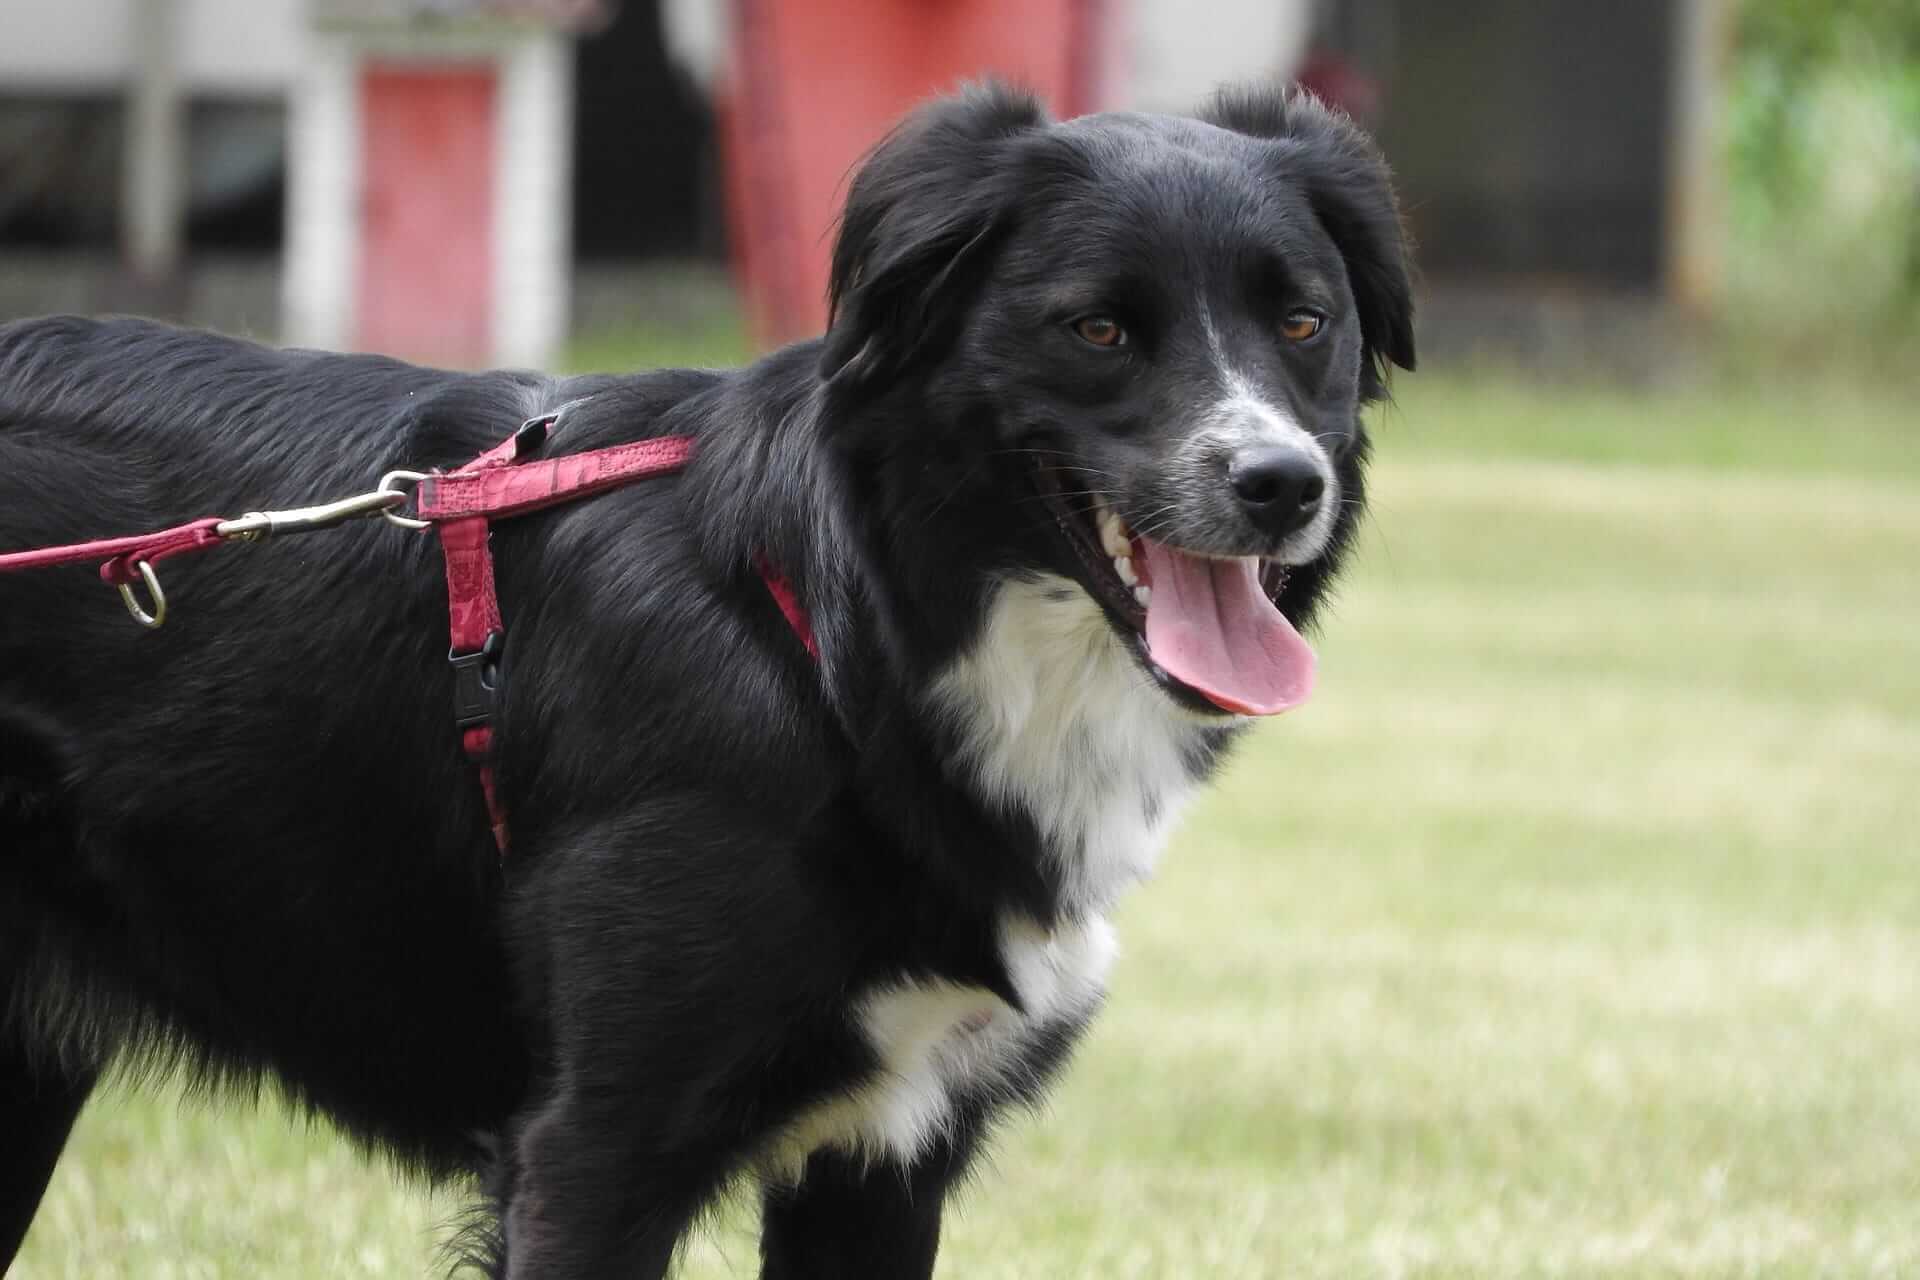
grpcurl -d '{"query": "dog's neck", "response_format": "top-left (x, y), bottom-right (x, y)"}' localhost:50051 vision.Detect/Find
top-left (927, 573), bottom-right (1232, 918)
top-left (696, 370), bottom-right (1231, 918)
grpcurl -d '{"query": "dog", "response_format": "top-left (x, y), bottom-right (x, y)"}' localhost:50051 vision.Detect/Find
top-left (0, 82), bottom-right (1412, 1277)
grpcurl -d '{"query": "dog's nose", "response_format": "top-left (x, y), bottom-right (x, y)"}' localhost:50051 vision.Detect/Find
top-left (1228, 447), bottom-right (1325, 538)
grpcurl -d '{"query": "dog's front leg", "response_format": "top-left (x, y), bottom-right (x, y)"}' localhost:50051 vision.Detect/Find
top-left (490, 807), bottom-right (851, 1280)
top-left (496, 1083), bottom-right (722, 1280)
top-left (0, 1048), bottom-right (97, 1269)
top-left (758, 1129), bottom-right (979, 1280)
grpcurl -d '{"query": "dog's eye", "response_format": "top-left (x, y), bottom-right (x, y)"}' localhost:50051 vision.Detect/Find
top-left (1072, 316), bottom-right (1128, 348)
top-left (1281, 309), bottom-right (1325, 342)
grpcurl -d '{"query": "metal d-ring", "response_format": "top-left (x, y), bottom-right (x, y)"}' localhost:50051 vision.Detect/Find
top-left (116, 560), bottom-right (168, 629)
top-left (377, 470), bottom-right (433, 530)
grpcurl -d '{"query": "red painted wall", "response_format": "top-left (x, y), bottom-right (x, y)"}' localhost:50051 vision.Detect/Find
top-left (357, 65), bottom-right (497, 366)
top-left (722, 0), bottom-right (1112, 346)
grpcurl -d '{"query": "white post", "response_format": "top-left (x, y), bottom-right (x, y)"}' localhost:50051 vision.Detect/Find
top-left (1666, 0), bottom-right (1727, 314)
top-left (123, 0), bottom-right (186, 283)
top-left (492, 30), bottom-right (575, 369)
top-left (283, 31), bottom-right (362, 350)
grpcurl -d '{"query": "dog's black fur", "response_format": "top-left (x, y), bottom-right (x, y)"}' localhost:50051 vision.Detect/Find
top-left (0, 84), bottom-right (1411, 1277)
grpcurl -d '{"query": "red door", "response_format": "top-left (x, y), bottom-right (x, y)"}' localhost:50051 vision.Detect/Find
top-left (357, 65), bottom-right (496, 366)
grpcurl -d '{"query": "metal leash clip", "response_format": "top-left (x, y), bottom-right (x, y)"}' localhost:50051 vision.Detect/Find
top-left (215, 487), bottom-right (413, 542)
top-left (111, 483), bottom-right (422, 629)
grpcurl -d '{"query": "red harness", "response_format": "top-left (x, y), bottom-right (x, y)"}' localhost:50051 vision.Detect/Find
top-left (415, 414), bottom-right (702, 852)
top-left (0, 412), bottom-right (813, 856)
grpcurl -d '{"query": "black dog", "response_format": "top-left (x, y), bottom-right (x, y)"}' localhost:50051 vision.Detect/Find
top-left (0, 83), bottom-right (1411, 1277)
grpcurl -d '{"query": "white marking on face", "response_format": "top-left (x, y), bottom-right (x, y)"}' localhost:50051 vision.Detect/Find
top-left (1194, 298), bottom-right (1341, 563)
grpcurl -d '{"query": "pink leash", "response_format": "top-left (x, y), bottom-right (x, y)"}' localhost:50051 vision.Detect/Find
top-left (0, 413), bottom-right (815, 853)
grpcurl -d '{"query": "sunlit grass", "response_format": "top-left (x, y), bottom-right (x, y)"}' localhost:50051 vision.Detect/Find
top-left (17, 360), bottom-right (1920, 1277)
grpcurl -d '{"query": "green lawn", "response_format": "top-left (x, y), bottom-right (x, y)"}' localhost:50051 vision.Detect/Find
top-left (17, 362), bottom-right (1920, 1278)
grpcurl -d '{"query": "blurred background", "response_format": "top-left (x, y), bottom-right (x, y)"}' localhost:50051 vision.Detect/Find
top-left (6, 1), bottom-right (1919, 1277)
top-left (0, 0), bottom-right (1912, 373)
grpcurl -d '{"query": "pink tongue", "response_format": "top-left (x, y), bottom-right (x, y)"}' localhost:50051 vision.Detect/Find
top-left (1138, 540), bottom-right (1316, 716)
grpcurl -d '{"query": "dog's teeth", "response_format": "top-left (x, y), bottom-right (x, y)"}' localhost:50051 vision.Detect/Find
top-left (1113, 555), bottom-right (1137, 586)
top-left (1133, 585), bottom-right (1151, 608)
top-left (1097, 505), bottom-right (1131, 559)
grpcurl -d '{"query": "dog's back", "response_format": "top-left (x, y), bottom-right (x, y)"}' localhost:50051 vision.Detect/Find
top-left (0, 316), bottom-right (547, 529)
top-left (0, 319), bottom-right (559, 1165)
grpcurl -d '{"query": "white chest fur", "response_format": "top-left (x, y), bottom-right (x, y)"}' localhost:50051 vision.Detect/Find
top-left (930, 572), bottom-right (1216, 916)
top-left (776, 914), bottom-right (1118, 1176)
top-left (768, 576), bottom-right (1217, 1177)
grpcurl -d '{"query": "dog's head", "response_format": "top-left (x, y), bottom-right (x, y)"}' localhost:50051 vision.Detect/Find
top-left (822, 83), bottom-right (1414, 718)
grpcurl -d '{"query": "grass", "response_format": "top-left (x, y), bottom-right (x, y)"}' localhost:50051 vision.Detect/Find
top-left (16, 350), bottom-right (1920, 1278)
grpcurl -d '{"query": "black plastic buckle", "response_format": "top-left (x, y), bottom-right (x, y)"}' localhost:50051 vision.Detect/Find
top-left (512, 413), bottom-right (555, 456)
top-left (450, 631), bottom-right (503, 730)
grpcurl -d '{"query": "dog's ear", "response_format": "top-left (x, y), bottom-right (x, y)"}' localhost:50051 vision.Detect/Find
top-left (820, 82), bottom-right (1048, 395)
top-left (1203, 85), bottom-right (1416, 394)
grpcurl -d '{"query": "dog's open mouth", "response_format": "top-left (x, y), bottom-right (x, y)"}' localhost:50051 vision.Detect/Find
top-left (1033, 459), bottom-right (1316, 717)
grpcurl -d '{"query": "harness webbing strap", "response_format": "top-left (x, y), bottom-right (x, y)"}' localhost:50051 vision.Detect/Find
top-left (426, 417), bottom-right (700, 855)
top-left (416, 437), bottom-right (700, 523)
top-left (423, 419), bottom-right (813, 857)
top-left (755, 553), bottom-right (817, 660)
